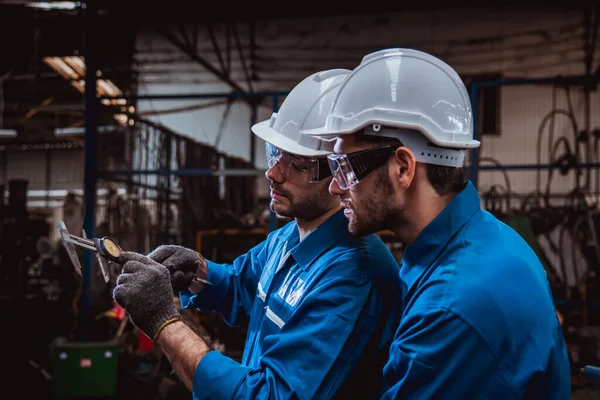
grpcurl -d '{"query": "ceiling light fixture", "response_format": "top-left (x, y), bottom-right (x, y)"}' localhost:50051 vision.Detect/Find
top-left (43, 56), bottom-right (131, 126)
top-left (26, 2), bottom-right (81, 11)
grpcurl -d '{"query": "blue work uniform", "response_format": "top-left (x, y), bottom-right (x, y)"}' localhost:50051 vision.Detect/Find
top-left (180, 210), bottom-right (402, 400)
top-left (380, 181), bottom-right (571, 399)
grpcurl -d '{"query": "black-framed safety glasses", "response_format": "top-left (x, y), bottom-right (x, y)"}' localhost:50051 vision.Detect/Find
top-left (265, 142), bottom-right (332, 184)
top-left (327, 145), bottom-right (401, 190)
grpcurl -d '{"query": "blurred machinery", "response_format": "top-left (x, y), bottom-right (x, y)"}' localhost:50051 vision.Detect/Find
top-left (0, 179), bottom-right (55, 295)
top-left (0, 178), bottom-right (200, 398)
top-left (482, 179), bottom-right (600, 390)
top-left (476, 81), bottom-right (600, 390)
top-left (0, 179), bottom-right (80, 397)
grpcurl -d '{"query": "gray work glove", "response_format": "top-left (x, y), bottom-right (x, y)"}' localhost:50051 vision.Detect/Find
top-left (113, 251), bottom-right (181, 340)
top-left (148, 245), bottom-right (208, 293)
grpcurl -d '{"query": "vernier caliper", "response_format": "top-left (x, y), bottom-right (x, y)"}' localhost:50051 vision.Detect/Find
top-left (58, 221), bottom-right (211, 286)
top-left (58, 221), bottom-right (122, 283)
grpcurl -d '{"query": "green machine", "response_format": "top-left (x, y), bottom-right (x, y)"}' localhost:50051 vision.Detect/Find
top-left (505, 214), bottom-right (544, 259)
top-left (505, 214), bottom-right (549, 267)
top-left (51, 338), bottom-right (119, 398)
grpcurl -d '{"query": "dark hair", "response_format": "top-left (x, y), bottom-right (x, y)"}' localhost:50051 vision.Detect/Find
top-left (353, 130), bottom-right (465, 196)
top-left (425, 164), bottom-right (466, 196)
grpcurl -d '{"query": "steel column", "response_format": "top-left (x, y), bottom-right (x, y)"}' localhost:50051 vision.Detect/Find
top-left (80, 2), bottom-right (98, 342)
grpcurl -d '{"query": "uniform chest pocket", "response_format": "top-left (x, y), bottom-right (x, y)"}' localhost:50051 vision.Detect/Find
top-left (263, 295), bottom-right (292, 333)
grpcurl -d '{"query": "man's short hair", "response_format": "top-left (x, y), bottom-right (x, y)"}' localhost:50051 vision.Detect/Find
top-left (353, 130), bottom-right (465, 196)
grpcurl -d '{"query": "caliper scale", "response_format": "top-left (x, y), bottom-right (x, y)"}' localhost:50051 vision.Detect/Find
top-left (58, 221), bottom-right (122, 283)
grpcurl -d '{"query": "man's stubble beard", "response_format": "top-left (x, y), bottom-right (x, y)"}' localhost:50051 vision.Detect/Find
top-left (271, 181), bottom-right (335, 221)
top-left (347, 168), bottom-right (398, 236)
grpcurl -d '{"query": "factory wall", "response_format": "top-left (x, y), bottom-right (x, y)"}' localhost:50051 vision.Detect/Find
top-left (132, 7), bottom-right (598, 199)
top-left (0, 6), bottom-right (596, 204)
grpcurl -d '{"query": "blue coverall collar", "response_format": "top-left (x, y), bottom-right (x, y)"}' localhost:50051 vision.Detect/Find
top-left (289, 209), bottom-right (348, 270)
top-left (402, 181), bottom-right (480, 268)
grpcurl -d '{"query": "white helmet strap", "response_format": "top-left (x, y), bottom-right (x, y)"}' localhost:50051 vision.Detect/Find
top-left (364, 125), bottom-right (465, 167)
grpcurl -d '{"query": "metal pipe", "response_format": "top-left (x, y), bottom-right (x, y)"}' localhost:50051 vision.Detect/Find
top-left (472, 74), bottom-right (592, 88)
top-left (99, 91), bottom-right (290, 101)
top-left (98, 163), bottom-right (600, 176)
top-left (100, 168), bottom-right (267, 176)
top-left (477, 163), bottom-right (600, 171)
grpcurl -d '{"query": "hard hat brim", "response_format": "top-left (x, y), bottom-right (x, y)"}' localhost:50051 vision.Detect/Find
top-left (251, 120), bottom-right (333, 157)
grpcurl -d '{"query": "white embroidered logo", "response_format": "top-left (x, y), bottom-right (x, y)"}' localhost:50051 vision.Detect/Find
top-left (284, 278), bottom-right (306, 307)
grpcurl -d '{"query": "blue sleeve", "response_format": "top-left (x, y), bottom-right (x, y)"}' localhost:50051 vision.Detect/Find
top-left (179, 239), bottom-right (268, 326)
top-left (192, 267), bottom-right (386, 400)
top-left (380, 307), bottom-right (516, 399)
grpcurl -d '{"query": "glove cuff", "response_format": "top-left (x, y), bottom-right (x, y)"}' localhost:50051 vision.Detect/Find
top-left (152, 316), bottom-right (182, 341)
top-left (147, 307), bottom-right (181, 340)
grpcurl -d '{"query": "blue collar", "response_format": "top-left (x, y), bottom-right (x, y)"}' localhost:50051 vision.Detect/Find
top-left (402, 181), bottom-right (480, 269)
top-left (289, 209), bottom-right (349, 270)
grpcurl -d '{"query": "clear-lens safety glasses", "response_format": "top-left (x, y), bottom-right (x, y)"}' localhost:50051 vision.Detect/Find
top-left (265, 142), bottom-right (331, 184)
top-left (327, 145), bottom-right (400, 190)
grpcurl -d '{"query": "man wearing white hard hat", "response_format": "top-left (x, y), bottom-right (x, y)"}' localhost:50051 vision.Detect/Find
top-left (306, 48), bottom-right (571, 399)
top-left (112, 69), bottom-right (403, 399)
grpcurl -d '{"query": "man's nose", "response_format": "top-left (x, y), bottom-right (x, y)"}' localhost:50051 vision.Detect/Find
top-left (329, 177), bottom-right (346, 196)
top-left (266, 161), bottom-right (284, 183)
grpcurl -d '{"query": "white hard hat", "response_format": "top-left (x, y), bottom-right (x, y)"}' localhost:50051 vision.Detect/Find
top-left (305, 48), bottom-right (480, 166)
top-left (251, 69), bottom-right (350, 157)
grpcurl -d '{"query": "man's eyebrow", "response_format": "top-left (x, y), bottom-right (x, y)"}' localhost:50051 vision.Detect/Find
top-left (287, 152), bottom-right (308, 161)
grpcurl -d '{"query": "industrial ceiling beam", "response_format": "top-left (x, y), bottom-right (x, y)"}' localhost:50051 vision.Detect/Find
top-left (207, 22), bottom-right (228, 78)
top-left (154, 25), bottom-right (247, 93)
top-left (231, 22), bottom-right (255, 92)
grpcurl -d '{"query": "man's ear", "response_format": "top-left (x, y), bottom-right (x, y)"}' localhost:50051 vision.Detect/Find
top-left (391, 147), bottom-right (416, 189)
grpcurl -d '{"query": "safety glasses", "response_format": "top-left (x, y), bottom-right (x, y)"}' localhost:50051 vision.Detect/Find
top-left (265, 143), bottom-right (331, 184)
top-left (327, 145), bottom-right (400, 190)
